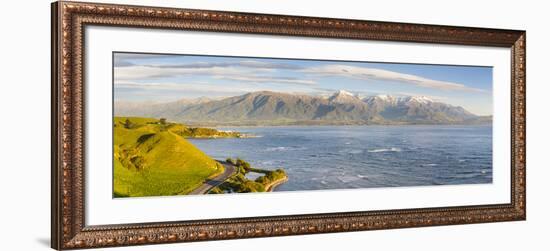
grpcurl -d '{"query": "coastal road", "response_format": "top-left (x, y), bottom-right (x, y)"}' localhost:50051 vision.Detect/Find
top-left (189, 161), bottom-right (237, 195)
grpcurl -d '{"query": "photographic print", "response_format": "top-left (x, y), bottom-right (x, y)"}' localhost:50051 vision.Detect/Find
top-left (113, 52), bottom-right (493, 198)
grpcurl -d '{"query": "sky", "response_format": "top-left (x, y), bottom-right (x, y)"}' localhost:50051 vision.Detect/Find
top-left (114, 52), bottom-right (493, 115)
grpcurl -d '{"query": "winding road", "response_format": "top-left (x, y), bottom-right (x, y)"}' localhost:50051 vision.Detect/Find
top-left (189, 161), bottom-right (237, 195)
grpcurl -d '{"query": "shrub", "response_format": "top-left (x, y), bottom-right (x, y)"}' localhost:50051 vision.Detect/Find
top-left (124, 118), bottom-right (135, 129)
top-left (255, 169), bottom-right (287, 185)
top-left (235, 158), bottom-right (244, 166)
top-left (235, 158), bottom-right (251, 170)
top-left (226, 158), bottom-right (235, 165)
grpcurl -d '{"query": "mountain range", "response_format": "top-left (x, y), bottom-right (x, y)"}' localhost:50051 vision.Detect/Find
top-left (115, 90), bottom-right (491, 126)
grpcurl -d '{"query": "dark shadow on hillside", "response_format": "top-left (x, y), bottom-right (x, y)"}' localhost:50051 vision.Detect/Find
top-left (313, 104), bottom-right (335, 119)
top-left (137, 133), bottom-right (155, 144)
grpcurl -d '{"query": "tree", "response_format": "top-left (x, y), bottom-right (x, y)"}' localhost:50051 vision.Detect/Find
top-left (241, 161), bottom-right (251, 170)
top-left (235, 158), bottom-right (251, 172)
top-left (124, 118), bottom-right (134, 129)
top-left (236, 158), bottom-right (244, 167)
top-left (159, 118), bottom-right (168, 131)
top-left (226, 158), bottom-right (235, 165)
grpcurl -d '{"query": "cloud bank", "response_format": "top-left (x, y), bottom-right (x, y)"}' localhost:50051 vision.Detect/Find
top-left (302, 65), bottom-right (485, 92)
top-left (115, 57), bottom-right (484, 93)
top-left (115, 58), bottom-right (316, 86)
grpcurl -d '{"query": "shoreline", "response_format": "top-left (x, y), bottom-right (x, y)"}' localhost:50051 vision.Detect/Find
top-left (186, 123), bottom-right (493, 129)
top-left (185, 134), bottom-right (258, 139)
top-left (206, 158), bottom-right (288, 194)
top-left (265, 176), bottom-right (289, 192)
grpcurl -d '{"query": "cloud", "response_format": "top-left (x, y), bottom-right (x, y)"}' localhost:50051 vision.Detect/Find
top-left (114, 53), bottom-right (176, 61)
top-left (114, 82), bottom-right (257, 100)
top-left (114, 80), bottom-right (320, 101)
top-left (113, 59), bottom-right (134, 67)
top-left (114, 52), bottom-right (303, 71)
top-left (214, 76), bottom-right (316, 85)
top-left (115, 82), bottom-right (250, 93)
top-left (114, 61), bottom-right (315, 86)
top-left (114, 65), bottom-right (246, 81)
top-left (114, 53), bottom-right (178, 67)
top-left (302, 65), bottom-right (486, 92)
top-left (148, 60), bottom-right (303, 70)
top-left (113, 52), bottom-right (195, 67)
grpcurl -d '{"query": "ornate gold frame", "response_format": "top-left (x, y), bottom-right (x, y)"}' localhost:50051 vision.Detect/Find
top-left (51, 1), bottom-right (526, 249)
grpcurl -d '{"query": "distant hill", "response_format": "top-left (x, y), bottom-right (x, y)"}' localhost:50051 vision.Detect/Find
top-left (115, 91), bottom-right (491, 126)
top-left (113, 117), bottom-right (224, 197)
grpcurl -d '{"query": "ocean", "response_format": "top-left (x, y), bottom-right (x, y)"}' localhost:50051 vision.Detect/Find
top-left (188, 125), bottom-right (492, 192)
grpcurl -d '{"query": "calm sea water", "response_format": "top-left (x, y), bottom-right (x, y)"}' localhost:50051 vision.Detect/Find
top-left (188, 125), bottom-right (492, 192)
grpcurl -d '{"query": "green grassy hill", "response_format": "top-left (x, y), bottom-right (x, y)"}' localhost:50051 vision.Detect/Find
top-left (113, 117), bottom-right (224, 197)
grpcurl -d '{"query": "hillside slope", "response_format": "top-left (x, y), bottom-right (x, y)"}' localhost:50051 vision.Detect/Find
top-left (113, 117), bottom-right (224, 197)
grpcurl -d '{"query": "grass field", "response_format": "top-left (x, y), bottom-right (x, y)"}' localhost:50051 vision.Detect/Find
top-left (113, 117), bottom-right (224, 197)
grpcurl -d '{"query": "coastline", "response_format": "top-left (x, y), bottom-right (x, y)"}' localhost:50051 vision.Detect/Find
top-left (188, 123), bottom-right (493, 129)
top-left (207, 158), bottom-right (289, 194)
top-left (185, 133), bottom-right (258, 139)
top-left (180, 119), bottom-right (493, 128)
top-left (265, 176), bottom-right (289, 192)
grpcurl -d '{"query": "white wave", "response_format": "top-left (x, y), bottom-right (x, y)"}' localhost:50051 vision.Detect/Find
top-left (367, 147), bottom-right (401, 153)
top-left (265, 146), bottom-right (306, 152)
top-left (357, 174), bottom-right (368, 179)
top-left (338, 149), bottom-right (363, 154)
top-left (337, 176), bottom-right (361, 183)
top-left (425, 164), bottom-right (438, 167)
top-left (265, 146), bottom-right (289, 151)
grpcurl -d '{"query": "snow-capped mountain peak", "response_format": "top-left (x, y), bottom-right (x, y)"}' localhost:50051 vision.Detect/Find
top-left (336, 90), bottom-right (354, 96)
top-left (376, 94), bottom-right (391, 100)
top-left (362, 94), bottom-right (396, 104)
top-left (407, 96), bottom-right (434, 104)
top-left (362, 94), bottom-right (438, 106)
top-left (329, 90), bottom-right (361, 103)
